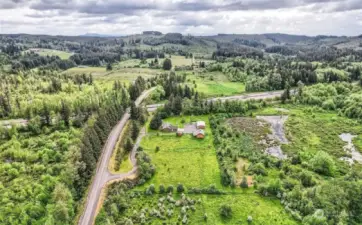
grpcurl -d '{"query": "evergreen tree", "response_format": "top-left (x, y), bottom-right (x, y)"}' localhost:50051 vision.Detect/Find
top-left (42, 102), bottom-right (51, 125)
top-left (60, 100), bottom-right (71, 127)
top-left (173, 96), bottom-right (183, 115)
top-left (150, 113), bottom-right (162, 130)
top-left (124, 138), bottom-right (134, 152)
top-left (106, 63), bottom-right (113, 71)
top-left (131, 121), bottom-right (140, 141)
top-left (130, 102), bottom-right (139, 120)
top-left (163, 58), bottom-right (172, 70)
top-left (240, 176), bottom-right (248, 188)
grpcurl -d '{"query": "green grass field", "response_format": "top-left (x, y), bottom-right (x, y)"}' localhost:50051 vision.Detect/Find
top-left (141, 115), bottom-right (221, 188)
top-left (64, 67), bottom-right (161, 84)
top-left (25, 48), bottom-right (73, 59)
top-left (187, 72), bottom-right (245, 96)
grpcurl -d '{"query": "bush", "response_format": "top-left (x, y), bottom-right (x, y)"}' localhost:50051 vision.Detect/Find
top-left (159, 184), bottom-right (165, 194)
top-left (167, 185), bottom-right (174, 193)
top-left (309, 151), bottom-right (336, 176)
top-left (177, 183), bottom-right (185, 193)
top-left (219, 204), bottom-right (232, 219)
top-left (240, 176), bottom-right (248, 188)
top-left (163, 58), bottom-right (172, 70)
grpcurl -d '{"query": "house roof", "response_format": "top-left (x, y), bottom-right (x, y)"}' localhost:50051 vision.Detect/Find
top-left (196, 121), bottom-right (205, 127)
top-left (161, 123), bottom-right (175, 128)
top-left (177, 128), bottom-right (184, 133)
top-left (193, 129), bottom-right (205, 136)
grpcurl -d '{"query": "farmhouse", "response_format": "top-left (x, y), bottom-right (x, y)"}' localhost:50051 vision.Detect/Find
top-left (196, 121), bottom-right (206, 129)
top-left (161, 123), bottom-right (178, 132)
top-left (193, 129), bottom-right (205, 139)
top-left (176, 128), bottom-right (184, 136)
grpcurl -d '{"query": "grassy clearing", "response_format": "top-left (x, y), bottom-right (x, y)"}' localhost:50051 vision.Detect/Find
top-left (25, 48), bottom-right (73, 59)
top-left (141, 115), bottom-right (221, 188)
top-left (64, 66), bottom-right (108, 76)
top-left (187, 72), bottom-right (245, 97)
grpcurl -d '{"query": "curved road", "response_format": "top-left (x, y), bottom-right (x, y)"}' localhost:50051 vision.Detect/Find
top-left (78, 88), bottom-right (285, 225)
top-left (78, 88), bottom-right (154, 225)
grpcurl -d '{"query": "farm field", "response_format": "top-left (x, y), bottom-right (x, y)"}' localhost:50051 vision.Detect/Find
top-left (64, 67), bottom-right (161, 83)
top-left (141, 115), bottom-right (221, 188)
top-left (25, 48), bottom-right (73, 59)
top-left (187, 72), bottom-right (245, 96)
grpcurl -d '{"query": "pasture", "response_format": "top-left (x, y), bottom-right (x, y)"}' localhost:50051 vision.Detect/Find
top-left (141, 115), bottom-right (221, 188)
top-left (25, 48), bottom-right (73, 59)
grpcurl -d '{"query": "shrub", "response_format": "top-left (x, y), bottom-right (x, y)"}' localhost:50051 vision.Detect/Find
top-left (163, 58), bottom-right (172, 70)
top-left (159, 184), bottom-right (165, 194)
top-left (167, 185), bottom-right (174, 193)
top-left (309, 151), bottom-right (336, 176)
top-left (240, 176), bottom-right (248, 188)
top-left (219, 204), bottom-right (232, 219)
top-left (177, 183), bottom-right (185, 193)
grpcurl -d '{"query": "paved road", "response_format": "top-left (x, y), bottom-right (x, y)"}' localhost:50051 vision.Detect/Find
top-left (146, 90), bottom-right (285, 112)
top-left (78, 88), bottom-right (155, 225)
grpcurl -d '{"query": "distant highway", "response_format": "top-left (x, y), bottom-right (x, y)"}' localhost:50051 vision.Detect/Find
top-left (146, 90), bottom-right (284, 112)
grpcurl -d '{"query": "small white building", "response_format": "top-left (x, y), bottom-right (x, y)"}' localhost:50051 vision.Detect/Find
top-left (196, 121), bottom-right (205, 129)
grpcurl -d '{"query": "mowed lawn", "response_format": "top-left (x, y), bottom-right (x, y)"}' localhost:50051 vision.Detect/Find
top-left (141, 115), bottom-right (221, 188)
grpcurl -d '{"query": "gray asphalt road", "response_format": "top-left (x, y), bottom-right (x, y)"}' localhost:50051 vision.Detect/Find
top-left (146, 90), bottom-right (285, 111)
top-left (78, 88), bottom-right (155, 225)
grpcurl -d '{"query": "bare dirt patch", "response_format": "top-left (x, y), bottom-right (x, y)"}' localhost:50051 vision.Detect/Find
top-left (256, 116), bottom-right (289, 159)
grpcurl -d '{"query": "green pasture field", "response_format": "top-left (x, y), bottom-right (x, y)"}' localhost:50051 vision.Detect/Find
top-left (187, 72), bottom-right (245, 97)
top-left (25, 48), bottom-right (73, 59)
top-left (64, 67), bottom-right (161, 84)
top-left (141, 115), bottom-right (221, 188)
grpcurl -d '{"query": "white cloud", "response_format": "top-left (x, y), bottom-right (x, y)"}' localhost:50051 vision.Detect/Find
top-left (0, 0), bottom-right (361, 36)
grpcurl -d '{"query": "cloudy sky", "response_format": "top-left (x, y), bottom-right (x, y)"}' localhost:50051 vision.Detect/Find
top-left (1, 0), bottom-right (362, 36)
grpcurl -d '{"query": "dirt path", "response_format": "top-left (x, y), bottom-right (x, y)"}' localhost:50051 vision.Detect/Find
top-left (78, 88), bottom-right (154, 225)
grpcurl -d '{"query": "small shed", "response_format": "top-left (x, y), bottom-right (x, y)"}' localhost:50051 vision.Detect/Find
top-left (196, 121), bottom-right (206, 129)
top-left (176, 128), bottom-right (184, 136)
top-left (161, 123), bottom-right (178, 132)
top-left (193, 129), bottom-right (205, 139)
